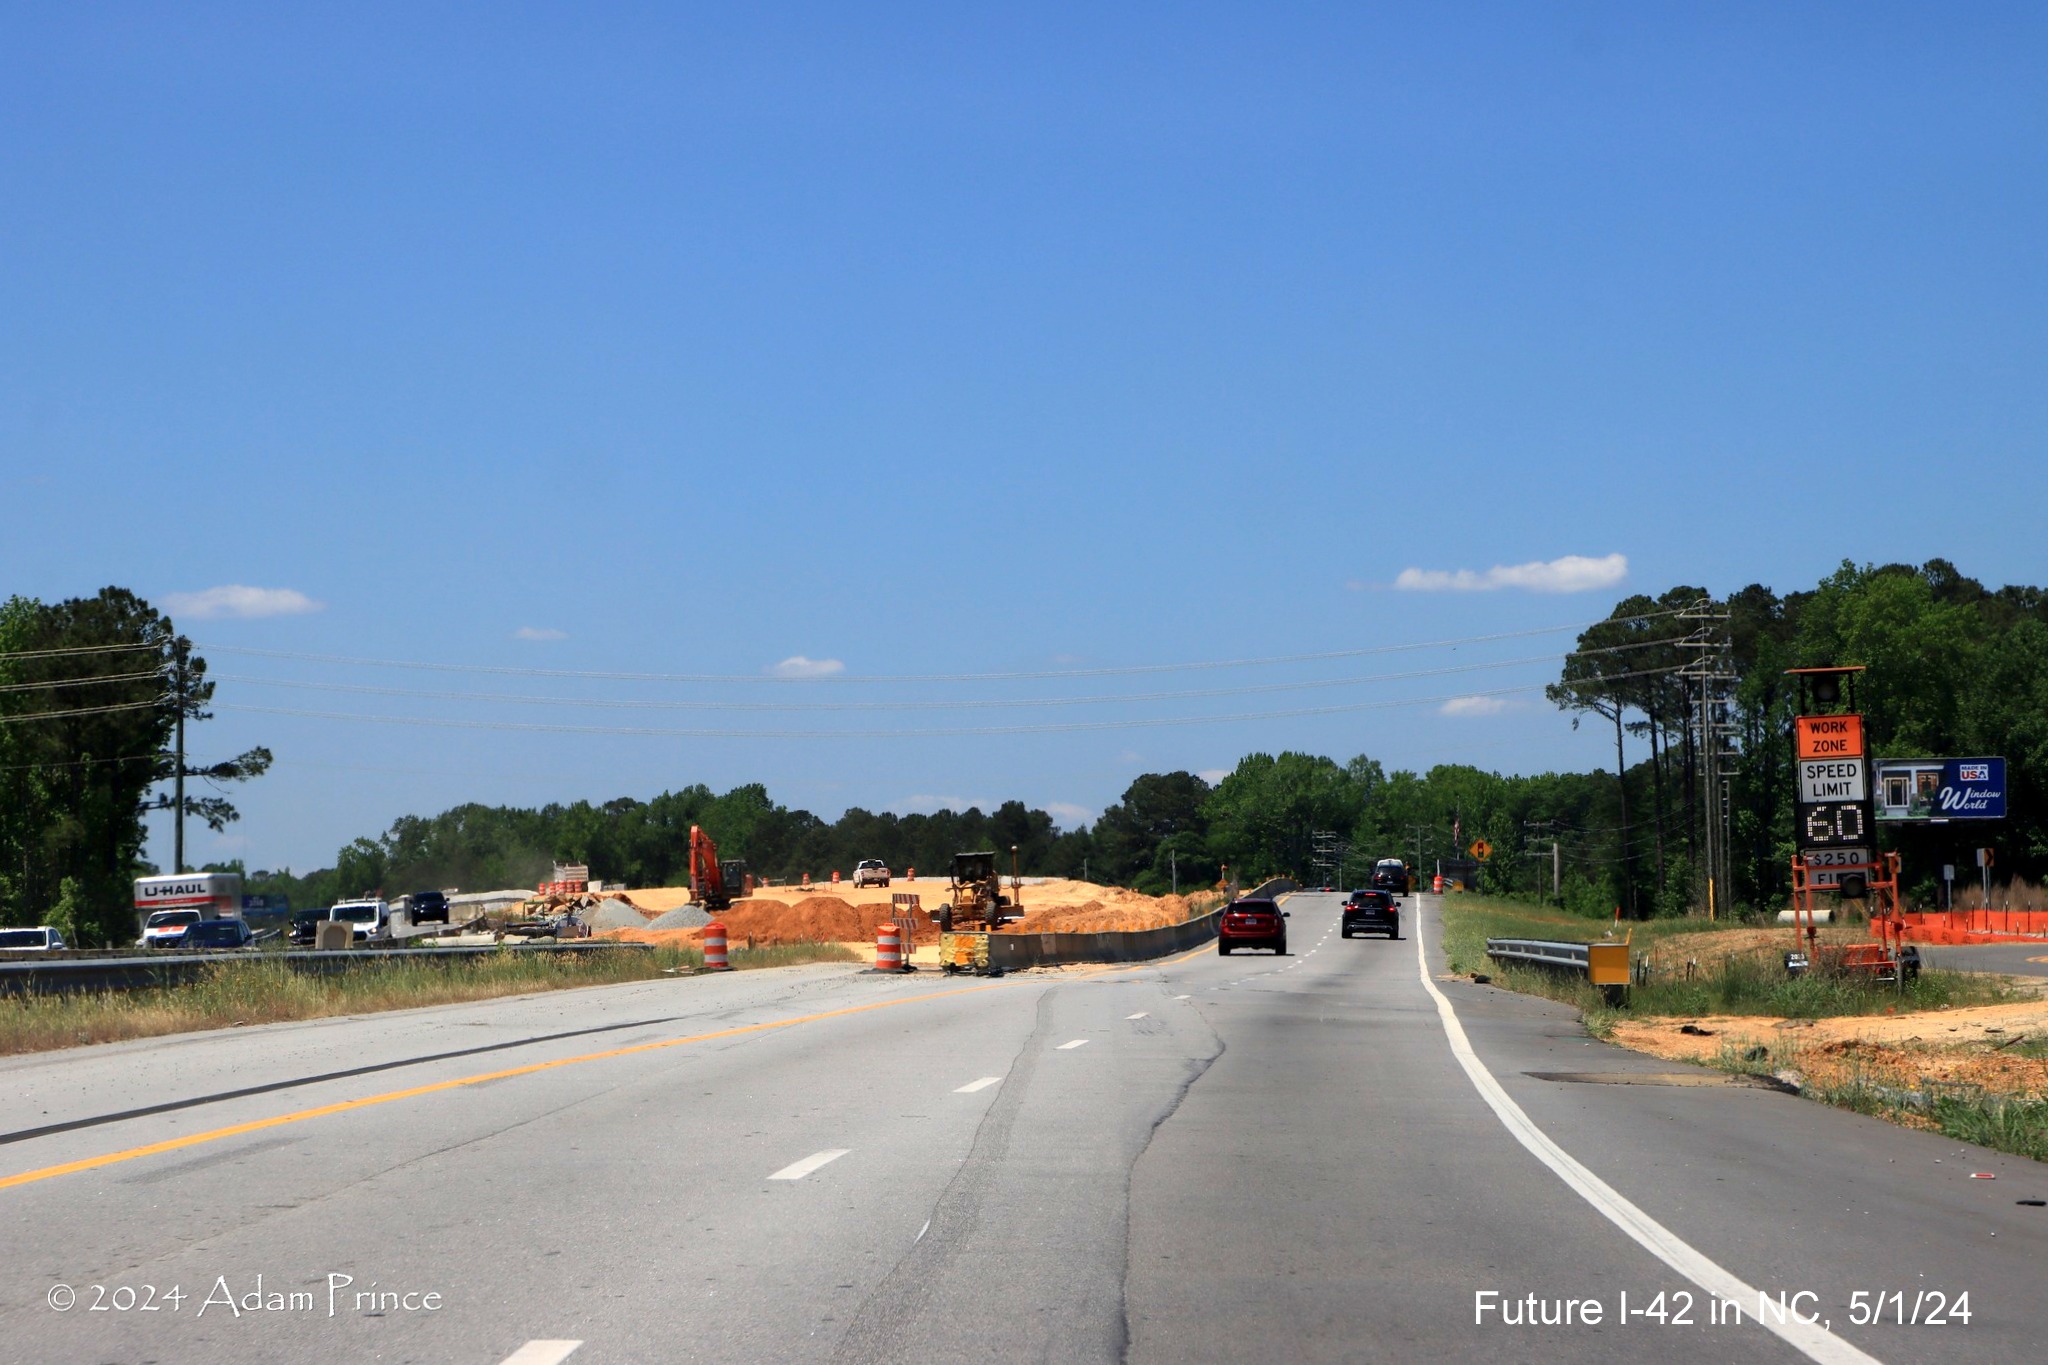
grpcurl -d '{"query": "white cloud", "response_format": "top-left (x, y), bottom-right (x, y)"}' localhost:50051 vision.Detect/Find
top-left (892, 794), bottom-right (994, 816)
top-left (1197, 768), bottom-right (1230, 785)
top-left (1043, 801), bottom-right (1095, 829)
top-left (512, 626), bottom-right (567, 641)
top-left (770, 655), bottom-right (845, 678)
top-left (1440, 695), bottom-right (1509, 717)
top-left (1394, 553), bottom-right (1628, 594)
top-left (163, 585), bottom-right (323, 620)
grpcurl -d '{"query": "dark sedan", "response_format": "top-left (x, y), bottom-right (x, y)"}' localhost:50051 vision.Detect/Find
top-left (180, 918), bottom-right (256, 951)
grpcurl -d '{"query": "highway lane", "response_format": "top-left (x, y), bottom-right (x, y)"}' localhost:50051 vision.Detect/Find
top-left (1920, 941), bottom-right (2048, 977)
top-left (2, 896), bottom-right (2044, 1363)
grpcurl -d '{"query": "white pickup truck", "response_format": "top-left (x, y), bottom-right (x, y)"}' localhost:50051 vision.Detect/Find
top-left (852, 859), bottom-right (891, 889)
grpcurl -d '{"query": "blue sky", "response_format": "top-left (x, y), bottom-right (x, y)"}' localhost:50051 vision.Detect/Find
top-left (3, 3), bottom-right (2043, 874)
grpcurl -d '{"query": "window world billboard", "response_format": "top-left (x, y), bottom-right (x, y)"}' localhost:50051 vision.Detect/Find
top-left (1875, 757), bottom-right (2007, 822)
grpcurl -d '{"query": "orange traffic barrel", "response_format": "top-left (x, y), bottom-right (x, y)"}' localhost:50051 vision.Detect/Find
top-left (875, 922), bottom-right (903, 971)
top-left (703, 920), bottom-right (730, 971)
top-left (1432, 873), bottom-right (1444, 893)
top-left (832, 869), bottom-right (841, 884)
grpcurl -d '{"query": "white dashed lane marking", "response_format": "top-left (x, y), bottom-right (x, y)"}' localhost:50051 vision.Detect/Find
top-left (767, 1149), bottom-right (850, 1181)
top-left (954, 1077), bottom-right (1002, 1093)
top-left (1056, 1039), bottom-right (1091, 1050)
top-left (497, 1342), bottom-right (582, 1365)
top-left (1126, 1012), bottom-right (1149, 1020)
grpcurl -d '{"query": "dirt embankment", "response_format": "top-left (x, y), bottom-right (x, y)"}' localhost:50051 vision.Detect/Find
top-left (592, 879), bottom-right (1211, 949)
top-left (1612, 993), bottom-right (2048, 1109)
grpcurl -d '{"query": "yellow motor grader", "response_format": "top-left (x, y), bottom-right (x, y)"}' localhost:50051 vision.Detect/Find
top-left (937, 849), bottom-right (1020, 974)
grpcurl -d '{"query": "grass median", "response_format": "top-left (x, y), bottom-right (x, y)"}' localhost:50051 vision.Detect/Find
top-left (0, 941), bottom-right (861, 1057)
top-left (1438, 894), bottom-right (2017, 1026)
top-left (1440, 893), bottom-right (2047, 1163)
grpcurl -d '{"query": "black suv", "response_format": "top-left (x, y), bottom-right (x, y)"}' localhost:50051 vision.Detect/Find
top-left (1341, 889), bottom-right (1401, 939)
top-left (1370, 860), bottom-right (1410, 895)
top-left (289, 910), bottom-right (323, 945)
top-left (409, 890), bottom-right (451, 924)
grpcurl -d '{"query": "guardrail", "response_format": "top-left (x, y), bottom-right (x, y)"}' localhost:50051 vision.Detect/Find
top-left (0, 940), bottom-right (654, 998)
top-left (1485, 936), bottom-right (1632, 999)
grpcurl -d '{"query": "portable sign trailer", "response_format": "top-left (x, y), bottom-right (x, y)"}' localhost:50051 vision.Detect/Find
top-left (1783, 667), bottom-right (1908, 979)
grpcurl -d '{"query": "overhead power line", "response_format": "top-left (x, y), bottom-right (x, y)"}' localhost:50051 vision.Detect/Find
top-left (0, 641), bottom-right (165, 663)
top-left (212, 663), bottom-right (1688, 740)
top-left (194, 607), bottom-right (1694, 685)
top-left (0, 669), bottom-right (167, 694)
top-left (0, 697), bottom-right (170, 725)
top-left (206, 638), bottom-right (1675, 715)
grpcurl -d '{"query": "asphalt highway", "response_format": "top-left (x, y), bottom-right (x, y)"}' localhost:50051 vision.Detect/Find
top-left (1920, 940), bottom-right (2048, 978)
top-left (2, 893), bottom-right (2043, 1364)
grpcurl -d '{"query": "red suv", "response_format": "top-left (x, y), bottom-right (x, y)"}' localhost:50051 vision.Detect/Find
top-left (1217, 898), bottom-right (1288, 955)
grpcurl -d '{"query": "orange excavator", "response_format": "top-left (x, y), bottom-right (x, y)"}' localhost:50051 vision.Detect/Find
top-left (689, 825), bottom-right (751, 913)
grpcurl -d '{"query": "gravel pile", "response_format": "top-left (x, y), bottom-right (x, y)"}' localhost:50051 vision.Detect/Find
top-left (647, 904), bottom-right (712, 930)
top-left (588, 897), bottom-right (653, 931)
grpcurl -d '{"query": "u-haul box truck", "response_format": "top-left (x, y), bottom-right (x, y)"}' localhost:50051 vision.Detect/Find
top-left (134, 872), bottom-right (244, 948)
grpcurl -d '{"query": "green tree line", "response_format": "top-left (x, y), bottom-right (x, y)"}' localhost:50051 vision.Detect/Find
top-left (8, 562), bottom-right (2042, 939)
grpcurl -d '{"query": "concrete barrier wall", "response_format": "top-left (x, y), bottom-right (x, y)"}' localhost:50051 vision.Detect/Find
top-left (986, 907), bottom-right (1225, 971)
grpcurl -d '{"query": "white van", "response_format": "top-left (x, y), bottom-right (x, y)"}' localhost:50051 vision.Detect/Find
top-left (328, 899), bottom-right (392, 942)
top-left (0, 926), bottom-right (67, 952)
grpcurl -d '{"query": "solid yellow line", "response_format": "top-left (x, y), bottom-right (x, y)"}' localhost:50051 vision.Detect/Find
top-left (0, 980), bottom-right (1007, 1194)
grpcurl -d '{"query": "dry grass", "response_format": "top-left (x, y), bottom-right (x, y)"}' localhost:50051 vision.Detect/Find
top-left (1953, 875), bottom-right (2047, 913)
top-left (0, 941), bottom-right (860, 1056)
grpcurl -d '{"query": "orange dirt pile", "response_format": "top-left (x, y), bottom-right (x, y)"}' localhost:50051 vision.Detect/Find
top-left (998, 892), bottom-right (1203, 935)
top-left (1610, 995), bottom-right (2048, 1112)
top-left (712, 896), bottom-right (943, 946)
top-left (598, 896), bottom-right (940, 947)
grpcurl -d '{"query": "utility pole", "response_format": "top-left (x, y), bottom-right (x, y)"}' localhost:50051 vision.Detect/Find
top-left (1678, 598), bottom-right (1736, 918)
top-left (1553, 840), bottom-right (1561, 900)
top-left (172, 639), bottom-right (188, 875)
top-left (1170, 848), bottom-right (1178, 896)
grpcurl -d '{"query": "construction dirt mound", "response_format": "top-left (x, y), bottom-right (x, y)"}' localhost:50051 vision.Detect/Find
top-left (998, 893), bottom-right (1204, 935)
top-left (594, 883), bottom-right (1214, 949)
top-left (701, 896), bottom-right (941, 946)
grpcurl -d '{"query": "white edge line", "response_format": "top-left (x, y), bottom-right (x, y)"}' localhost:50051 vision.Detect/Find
top-left (767, 1148), bottom-right (851, 1181)
top-left (954, 1076), bottom-right (1002, 1093)
top-left (1413, 900), bottom-right (1881, 1365)
top-left (1056, 1038), bottom-right (1090, 1050)
top-left (497, 1342), bottom-right (583, 1365)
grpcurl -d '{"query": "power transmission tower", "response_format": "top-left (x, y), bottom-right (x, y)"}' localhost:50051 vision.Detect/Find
top-left (1310, 830), bottom-right (1346, 888)
top-left (1678, 598), bottom-right (1738, 917)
